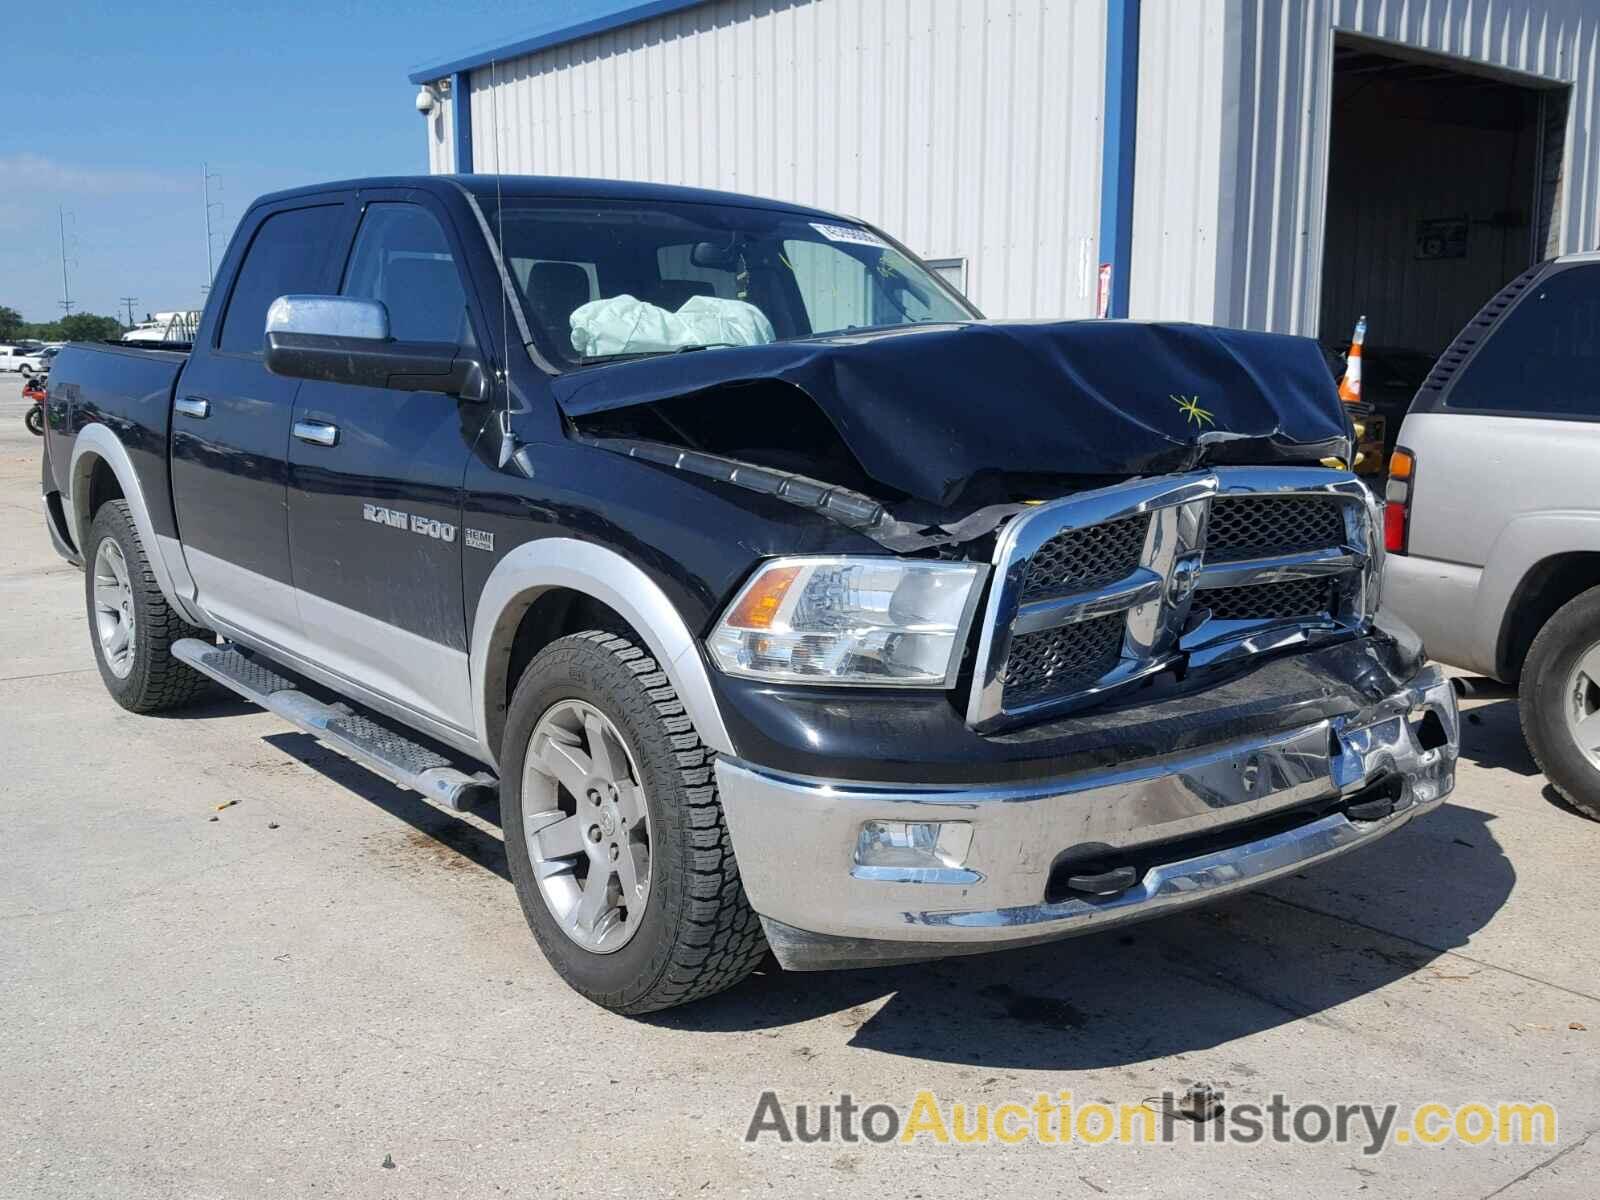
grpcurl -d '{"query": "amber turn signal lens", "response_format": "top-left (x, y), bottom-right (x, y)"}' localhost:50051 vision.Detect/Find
top-left (1389, 449), bottom-right (1414, 480)
top-left (724, 564), bottom-right (802, 629)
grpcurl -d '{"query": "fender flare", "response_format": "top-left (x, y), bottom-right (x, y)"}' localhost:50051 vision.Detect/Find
top-left (1477, 510), bottom-right (1600, 673)
top-left (469, 537), bottom-right (736, 770)
top-left (68, 424), bottom-right (203, 625)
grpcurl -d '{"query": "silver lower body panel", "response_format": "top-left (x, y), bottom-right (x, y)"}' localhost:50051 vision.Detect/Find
top-left (717, 666), bottom-right (1458, 970)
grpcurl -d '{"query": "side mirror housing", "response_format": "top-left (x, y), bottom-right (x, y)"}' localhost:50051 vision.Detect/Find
top-left (263, 295), bottom-right (486, 401)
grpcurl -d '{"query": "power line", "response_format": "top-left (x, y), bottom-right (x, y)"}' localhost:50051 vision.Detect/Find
top-left (57, 208), bottom-right (74, 316)
top-left (120, 297), bottom-right (139, 326)
top-left (202, 163), bottom-right (224, 296)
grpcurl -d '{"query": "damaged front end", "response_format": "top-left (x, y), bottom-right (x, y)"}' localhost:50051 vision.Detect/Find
top-left (562, 317), bottom-right (1375, 733)
top-left (551, 318), bottom-right (1456, 968)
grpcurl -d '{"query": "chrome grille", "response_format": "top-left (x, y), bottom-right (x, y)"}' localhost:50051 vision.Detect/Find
top-left (1021, 513), bottom-right (1150, 599)
top-left (1204, 577), bottom-right (1333, 621)
top-left (1206, 494), bottom-right (1346, 562)
top-left (1002, 616), bottom-right (1125, 703)
top-left (966, 468), bottom-right (1377, 731)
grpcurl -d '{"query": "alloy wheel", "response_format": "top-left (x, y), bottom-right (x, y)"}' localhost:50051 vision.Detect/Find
top-left (92, 537), bottom-right (136, 679)
top-left (520, 699), bottom-right (652, 953)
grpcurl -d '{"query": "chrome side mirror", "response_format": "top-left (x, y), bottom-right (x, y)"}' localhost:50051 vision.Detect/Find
top-left (263, 294), bottom-right (485, 402)
top-left (266, 295), bottom-right (390, 340)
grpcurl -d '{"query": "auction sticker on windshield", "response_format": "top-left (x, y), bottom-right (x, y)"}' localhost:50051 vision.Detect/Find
top-left (810, 222), bottom-right (888, 248)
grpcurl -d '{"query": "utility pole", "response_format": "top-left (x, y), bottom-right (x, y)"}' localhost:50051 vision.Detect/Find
top-left (120, 297), bottom-right (139, 326)
top-left (202, 163), bottom-right (223, 294)
top-left (58, 208), bottom-right (74, 316)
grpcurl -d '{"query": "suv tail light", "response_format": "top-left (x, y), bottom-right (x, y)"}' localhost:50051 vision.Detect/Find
top-left (1384, 448), bottom-right (1414, 554)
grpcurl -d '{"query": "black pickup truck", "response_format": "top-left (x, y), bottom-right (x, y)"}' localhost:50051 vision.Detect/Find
top-left (40, 175), bottom-right (1458, 1014)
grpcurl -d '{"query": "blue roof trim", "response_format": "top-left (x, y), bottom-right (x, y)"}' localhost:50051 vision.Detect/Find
top-left (407, 0), bottom-right (708, 83)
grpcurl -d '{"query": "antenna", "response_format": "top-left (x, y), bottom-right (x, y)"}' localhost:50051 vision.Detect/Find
top-left (202, 162), bottom-right (224, 294)
top-left (120, 296), bottom-right (139, 326)
top-left (490, 57), bottom-right (517, 470)
top-left (57, 208), bottom-right (74, 315)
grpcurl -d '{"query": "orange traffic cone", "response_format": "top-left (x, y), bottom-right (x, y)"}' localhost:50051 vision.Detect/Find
top-left (1338, 315), bottom-right (1366, 405)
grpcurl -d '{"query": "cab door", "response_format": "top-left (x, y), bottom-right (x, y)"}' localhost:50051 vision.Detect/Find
top-left (284, 195), bottom-right (491, 733)
top-left (171, 198), bottom-right (352, 648)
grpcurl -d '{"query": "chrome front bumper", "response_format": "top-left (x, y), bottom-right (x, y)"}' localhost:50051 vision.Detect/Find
top-left (718, 666), bottom-right (1458, 971)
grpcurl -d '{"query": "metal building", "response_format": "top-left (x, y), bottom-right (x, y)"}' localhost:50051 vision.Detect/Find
top-left (410, 0), bottom-right (1600, 361)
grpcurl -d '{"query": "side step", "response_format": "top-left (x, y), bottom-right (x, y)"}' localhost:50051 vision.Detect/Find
top-left (173, 639), bottom-right (496, 812)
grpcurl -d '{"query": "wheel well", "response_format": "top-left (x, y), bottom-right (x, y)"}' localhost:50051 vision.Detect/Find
top-left (1498, 552), bottom-right (1600, 682)
top-left (85, 456), bottom-right (124, 525)
top-left (490, 587), bottom-right (639, 757)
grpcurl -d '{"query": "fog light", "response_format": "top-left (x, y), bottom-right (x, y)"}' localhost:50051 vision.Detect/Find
top-left (852, 820), bottom-right (977, 883)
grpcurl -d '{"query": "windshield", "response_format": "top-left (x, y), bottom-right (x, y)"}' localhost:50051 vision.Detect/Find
top-left (480, 197), bottom-right (979, 369)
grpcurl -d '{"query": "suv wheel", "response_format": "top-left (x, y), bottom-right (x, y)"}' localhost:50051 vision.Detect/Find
top-left (1519, 584), bottom-right (1600, 821)
top-left (501, 631), bottom-right (767, 1013)
top-left (85, 500), bottom-right (212, 712)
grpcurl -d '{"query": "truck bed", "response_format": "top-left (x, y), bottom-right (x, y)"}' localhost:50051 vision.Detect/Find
top-left (43, 341), bottom-right (189, 539)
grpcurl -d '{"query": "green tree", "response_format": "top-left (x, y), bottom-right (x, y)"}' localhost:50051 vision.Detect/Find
top-left (0, 305), bottom-right (23, 341)
top-left (57, 313), bottom-right (125, 343)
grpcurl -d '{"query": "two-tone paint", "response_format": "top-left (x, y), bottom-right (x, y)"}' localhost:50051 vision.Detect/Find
top-left (41, 173), bottom-right (1426, 789)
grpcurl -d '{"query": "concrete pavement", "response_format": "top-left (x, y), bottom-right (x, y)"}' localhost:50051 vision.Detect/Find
top-left (1, 372), bottom-right (1596, 1198)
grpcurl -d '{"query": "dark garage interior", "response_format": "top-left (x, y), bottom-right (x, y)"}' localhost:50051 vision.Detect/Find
top-left (1319, 36), bottom-right (1570, 381)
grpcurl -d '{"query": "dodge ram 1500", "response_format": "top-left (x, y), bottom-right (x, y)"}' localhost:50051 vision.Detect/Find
top-left (40, 175), bottom-right (1458, 1013)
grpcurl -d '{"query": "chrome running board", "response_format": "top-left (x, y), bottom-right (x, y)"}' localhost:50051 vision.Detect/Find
top-left (173, 639), bottom-right (496, 812)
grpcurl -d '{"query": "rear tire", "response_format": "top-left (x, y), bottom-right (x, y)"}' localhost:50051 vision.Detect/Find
top-left (501, 631), bottom-right (767, 1013)
top-left (1519, 584), bottom-right (1600, 821)
top-left (85, 500), bottom-right (212, 713)
top-left (25, 406), bottom-right (44, 436)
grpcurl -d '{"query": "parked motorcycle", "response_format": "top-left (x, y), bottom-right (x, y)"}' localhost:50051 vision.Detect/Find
top-left (22, 376), bottom-right (45, 436)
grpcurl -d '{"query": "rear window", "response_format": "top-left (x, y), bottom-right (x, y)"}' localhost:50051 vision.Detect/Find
top-left (1448, 264), bottom-right (1600, 418)
top-left (218, 204), bottom-right (345, 355)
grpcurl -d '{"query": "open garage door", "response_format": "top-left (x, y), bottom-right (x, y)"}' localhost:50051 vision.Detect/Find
top-left (1319, 37), bottom-right (1570, 403)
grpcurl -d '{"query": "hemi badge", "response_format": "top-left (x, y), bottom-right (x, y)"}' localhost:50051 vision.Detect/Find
top-left (465, 528), bottom-right (495, 552)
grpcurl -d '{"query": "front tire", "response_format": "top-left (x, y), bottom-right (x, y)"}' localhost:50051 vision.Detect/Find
top-left (1520, 584), bottom-right (1600, 821)
top-left (501, 631), bottom-right (767, 1013)
top-left (85, 500), bottom-right (212, 713)
top-left (25, 405), bottom-right (44, 436)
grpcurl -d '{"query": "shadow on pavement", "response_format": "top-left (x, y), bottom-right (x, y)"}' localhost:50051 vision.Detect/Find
top-left (262, 726), bottom-right (1514, 1071)
top-left (150, 692), bottom-right (258, 721)
top-left (1454, 697), bottom-right (1539, 777)
top-left (646, 803), bottom-right (1513, 1069)
top-left (263, 731), bottom-right (510, 881)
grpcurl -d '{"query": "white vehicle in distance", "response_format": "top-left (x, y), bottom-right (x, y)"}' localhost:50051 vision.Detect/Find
top-left (0, 343), bottom-right (46, 372)
top-left (14, 347), bottom-right (55, 377)
top-left (21, 347), bottom-right (61, 378)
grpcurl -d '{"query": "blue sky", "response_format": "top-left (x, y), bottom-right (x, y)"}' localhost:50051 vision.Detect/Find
top-left (2, 1), bottom-right (563, 323)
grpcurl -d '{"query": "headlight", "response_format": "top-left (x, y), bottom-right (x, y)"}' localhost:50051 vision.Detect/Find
top-left (708, 557), bottom-right (986, 687)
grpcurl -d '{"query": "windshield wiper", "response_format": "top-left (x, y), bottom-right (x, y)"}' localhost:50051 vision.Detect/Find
top-left (572, 342), bottom-right (745, 367)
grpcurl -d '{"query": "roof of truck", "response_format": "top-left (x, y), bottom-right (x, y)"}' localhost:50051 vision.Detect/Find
top-left (249, 174), bottom-right (852, 223)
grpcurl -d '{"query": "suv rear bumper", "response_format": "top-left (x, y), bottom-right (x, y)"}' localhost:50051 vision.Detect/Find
top-left (717, 665), bottom-right (1457, 970)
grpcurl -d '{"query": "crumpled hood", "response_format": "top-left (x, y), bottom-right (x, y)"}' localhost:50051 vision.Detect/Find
top-left (551, 320), bottom-right (1351, 507)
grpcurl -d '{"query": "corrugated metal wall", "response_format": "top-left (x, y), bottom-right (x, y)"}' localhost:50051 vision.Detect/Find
top-left (1126, 0), bottom-right (1230, 323)
top-left (454, 0), bottom-right (1109, 319)
top-left (425, 98), bottom-right (454, 174)
top-left (1135, 0), bottom-right (1600, 335)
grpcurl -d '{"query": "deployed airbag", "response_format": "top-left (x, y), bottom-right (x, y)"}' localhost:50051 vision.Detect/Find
top-left (570, 294), bottom-right (775, 357)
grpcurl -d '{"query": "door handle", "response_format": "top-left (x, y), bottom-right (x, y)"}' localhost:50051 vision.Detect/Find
top-left (174, 396), bottom-right (209, 419)
top-left (293, 420), bottom-right (339, 447)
